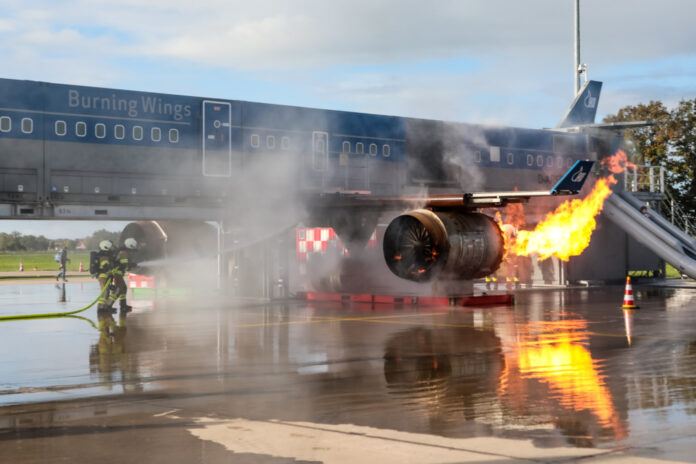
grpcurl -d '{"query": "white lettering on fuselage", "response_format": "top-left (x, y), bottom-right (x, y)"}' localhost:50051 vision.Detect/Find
top-left (68, 89), bottom-right (192, 120)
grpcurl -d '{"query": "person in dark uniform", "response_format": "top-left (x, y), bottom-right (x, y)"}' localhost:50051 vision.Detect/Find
top-left (56, 248), bottom-right (70, 282)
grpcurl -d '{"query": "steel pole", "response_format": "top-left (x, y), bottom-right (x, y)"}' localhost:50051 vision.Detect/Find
top-left (574, 0), bottom-right (581, 95)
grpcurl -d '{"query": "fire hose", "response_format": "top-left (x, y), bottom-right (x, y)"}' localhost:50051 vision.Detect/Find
top-left (0, 277), bottom-right (113, 322)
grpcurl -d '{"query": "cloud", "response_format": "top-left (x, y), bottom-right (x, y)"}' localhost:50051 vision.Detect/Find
top-left (0, 0), bottom-right (694, 127)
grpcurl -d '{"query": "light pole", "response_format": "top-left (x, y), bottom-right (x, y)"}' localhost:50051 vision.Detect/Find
top-left (574, 0), bottom-right (581, 95)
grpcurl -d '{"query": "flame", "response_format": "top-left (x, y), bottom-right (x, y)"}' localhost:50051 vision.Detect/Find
top-left (393, 254), bottom-right (402, 261)
top-left (601, 149), bottom-right (635, 174)
top-left (510, 176), bottom-right (616, 261)
top-left (500, 319), bottom-right (626, 439)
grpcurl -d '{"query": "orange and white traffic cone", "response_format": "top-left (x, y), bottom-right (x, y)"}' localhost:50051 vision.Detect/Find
top-left (79, 261), bottom-right (83, 272)
top-left (19, 261), bottom-right (23, 272)
top-left (621, 276), bottom-right (639, 309)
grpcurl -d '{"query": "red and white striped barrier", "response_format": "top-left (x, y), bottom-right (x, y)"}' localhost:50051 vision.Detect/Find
top-left (128, 273), bottom-right (155, 289)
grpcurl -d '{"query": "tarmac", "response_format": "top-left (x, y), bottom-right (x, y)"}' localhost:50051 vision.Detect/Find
top-left (1, 279), bottom-right (696, 463)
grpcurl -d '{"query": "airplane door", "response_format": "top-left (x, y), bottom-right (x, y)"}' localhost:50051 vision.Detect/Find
top-left (203, 100), bottom-right (232, 177)
top-left (305, 131), bottom-right (329, 189)
top-left (312, 131), bottom-right (329, 172)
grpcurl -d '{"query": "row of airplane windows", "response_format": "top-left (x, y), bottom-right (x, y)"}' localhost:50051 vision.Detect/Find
top-left (250, 134), bottom-right (391, 157)
top-left (1, 115), bottom-right (393, 157)
top-left (342, 140), bottom-right (391, 157)
top-left (0, 115), bottom-right (180, 143)
top-left (472, 149), bottom-right (573, 168)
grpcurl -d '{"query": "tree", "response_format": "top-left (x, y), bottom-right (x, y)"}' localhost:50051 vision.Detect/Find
top-left (0, 231), bottom-right (25, 251)
top-left (83, 229), bottom-right (121, 251)
top-left (20, 234), bottom-right (50, 251)
top-left (669, 99), bottom-right (696, 219)
top-left (604, 98), bottom-right (696, 225)
top-left (603, 101), bottom-right (673, 166)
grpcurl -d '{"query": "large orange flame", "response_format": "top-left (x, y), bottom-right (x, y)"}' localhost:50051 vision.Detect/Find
top-left (510, 176), bottom-right (616, 261)
top-left (601, 149), bottom-right (635, 174)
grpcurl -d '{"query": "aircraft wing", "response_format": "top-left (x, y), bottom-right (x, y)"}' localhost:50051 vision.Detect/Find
top-left (311, 160), bottom-right (595, 211)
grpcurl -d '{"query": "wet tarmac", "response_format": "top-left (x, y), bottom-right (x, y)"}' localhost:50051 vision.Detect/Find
top-left (1, 280), bottom-right (696, 463)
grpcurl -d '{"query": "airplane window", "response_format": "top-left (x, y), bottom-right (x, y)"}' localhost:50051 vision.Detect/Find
top-left (343, 141), bottom-right (350, 153)
top-left (527, 154), bottom-right (533, 166)
top-left (267, 135), bottom-right (275, 149)
top-left (251, 134), bottom-right (260, 148)
top-left (55, 120), bottom-right (67, 136)
top-left (169, 128), bottom-right (179, 143)
top-left (133, 126), bottom-right (143, 141)
top-left (21, 118), bottom-right (33, 134)
top-left (474, 151), bottom-right (481, 163)
top-left (369, 143), bottom-right (377, 156)
top-left (383, 144), bottom-right (391, 157)
top-left (76, 122), bottom-right (87, 137)
top-left (115, 125), bottom-right (125, 140)
top-left (0, 116), bottom-right (10, 132)
top-left (151, 127), bottom-right (161, 142)
top-left (356, 142), bottom-right (364, 154)
top-left (536, 154), bottom-right (543, 167)
top-left (507, 152), bottom-right (514, 165)
top-left (281, 136), bottom-right (290, 150)
top-left (95, 123), bottom-right (106, 139)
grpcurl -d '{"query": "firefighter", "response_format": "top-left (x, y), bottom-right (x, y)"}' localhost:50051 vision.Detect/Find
top-left (96, 240), bottom-right (115, 312)
top-left (110, 237), bottom-right (138, 313)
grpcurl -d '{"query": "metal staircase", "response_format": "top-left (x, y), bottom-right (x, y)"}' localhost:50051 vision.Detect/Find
top-left (624, 165), bottom-right (693, 238)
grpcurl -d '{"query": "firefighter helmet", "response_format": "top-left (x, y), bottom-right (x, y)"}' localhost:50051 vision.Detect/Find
top-left (124, 237), bottom-right (138, 250)
top-left (99, 240), bottom-right (113, 251)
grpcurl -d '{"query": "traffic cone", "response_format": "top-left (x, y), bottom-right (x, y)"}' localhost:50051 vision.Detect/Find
top-left (19, 261), bottom-right (23, 272)
top-left (621, 276), bottom-right (639, 309)
top-left (79, 261), bottom-right (83, 272)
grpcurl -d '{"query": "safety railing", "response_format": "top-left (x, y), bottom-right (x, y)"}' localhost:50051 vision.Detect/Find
top-left (624, 164), bottom-right (665, 193)
top-left (659, 189), bottom-right (693, 237)
top-left (624, 164), bottom-right (693, 238)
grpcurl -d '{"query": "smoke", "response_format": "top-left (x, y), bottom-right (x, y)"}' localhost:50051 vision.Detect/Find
top-left (404, 120), bottom-right (488, 195)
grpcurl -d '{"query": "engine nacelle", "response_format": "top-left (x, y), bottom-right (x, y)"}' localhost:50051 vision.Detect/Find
top-left (383, 210), bottom-right (504, 282)
top-left (119, 220), bottom-right (217, 275)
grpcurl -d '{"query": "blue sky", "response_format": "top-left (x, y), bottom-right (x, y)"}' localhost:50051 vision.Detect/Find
top-left (1, 0), bottom-right (695, 239)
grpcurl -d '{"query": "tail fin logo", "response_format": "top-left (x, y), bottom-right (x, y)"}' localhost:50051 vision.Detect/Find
top-left (584, 90), bottom-right (597, 109)
top-left (571, 167), bottom-right (588, 183)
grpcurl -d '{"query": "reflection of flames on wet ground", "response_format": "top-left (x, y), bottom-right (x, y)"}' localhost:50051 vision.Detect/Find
top-left (382, 313), bottom-right (627, 443)
top-left (499, 318), bottom-right (627, 440)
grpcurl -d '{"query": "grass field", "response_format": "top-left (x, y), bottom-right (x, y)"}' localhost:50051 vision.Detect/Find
top-left (666, 263), bottom-right (684, 279)
top-left (0, 251), bottom-right (91, 272)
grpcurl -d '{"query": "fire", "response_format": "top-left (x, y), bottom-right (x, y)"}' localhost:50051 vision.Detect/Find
top-left (601, 149), bottom-right (635, 174)
top-left (510, 176), bottom-right (616, 261)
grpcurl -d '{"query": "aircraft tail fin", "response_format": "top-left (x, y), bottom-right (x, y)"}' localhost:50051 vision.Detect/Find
top-left (551, 160), bottom-right (594, 194)
top-left (557, 80), bottom-right (602, 128)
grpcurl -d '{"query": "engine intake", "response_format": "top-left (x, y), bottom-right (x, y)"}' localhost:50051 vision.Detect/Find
top-left (383, 210), bottom-right (504, 282)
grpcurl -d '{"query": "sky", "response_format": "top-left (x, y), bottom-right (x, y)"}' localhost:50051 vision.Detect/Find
top-left (1, 0), bottom-right (695, 239)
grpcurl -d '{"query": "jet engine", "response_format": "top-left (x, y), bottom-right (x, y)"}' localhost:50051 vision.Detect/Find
top-left (383, 209), bottom-right (505, 282)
